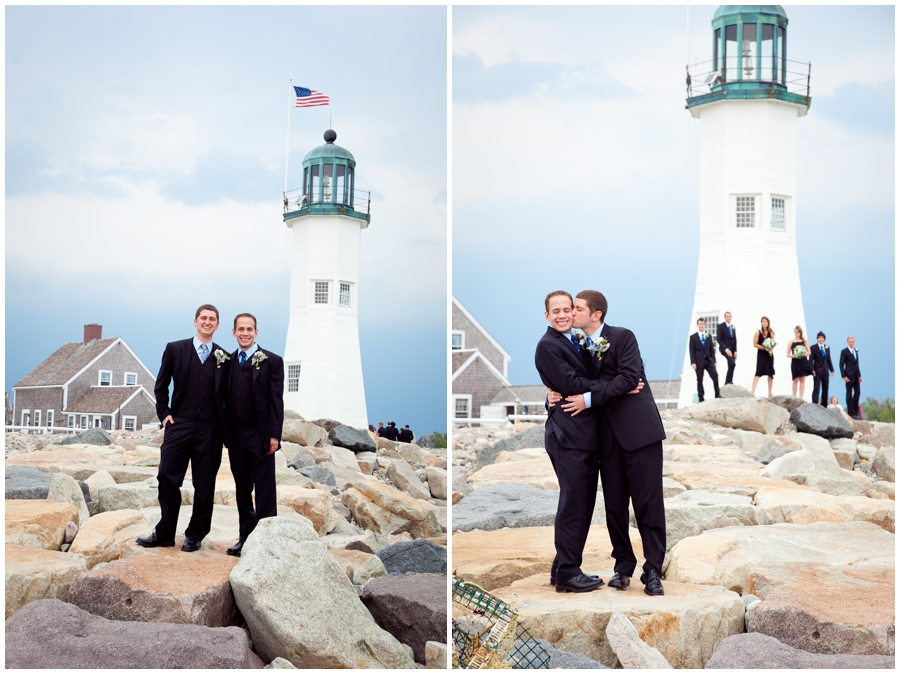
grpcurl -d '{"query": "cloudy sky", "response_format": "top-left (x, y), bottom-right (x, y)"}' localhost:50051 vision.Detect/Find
top-left (453, 5), bottom-right (894, 402)
top-left (6, 6), bottom-right (447, 434)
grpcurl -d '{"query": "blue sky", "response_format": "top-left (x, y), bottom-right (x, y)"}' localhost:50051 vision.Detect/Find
top-left (452, 5), bottom-right (895, 402)
top-left (6, 6), bottom-right (447, 434)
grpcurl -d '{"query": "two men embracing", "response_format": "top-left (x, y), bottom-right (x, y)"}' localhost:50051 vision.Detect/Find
top-left (137, 304), bottom-right (285, 557)
top-left (535, 290), bottom-right (667, 595)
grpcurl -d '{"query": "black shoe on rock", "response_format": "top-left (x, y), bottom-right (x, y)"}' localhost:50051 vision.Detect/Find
top-left (555, 573), bottom-right (605, 593)
top-left (608, 572), bottom-right (631, 590)
top-left (181, 537), bottom-right (202, 553)
top-left (640, 569), bottom-right (665, 596)
top-left (135, 532), bottom-right (175, 548)
top-left (226, 539), bottom-right (246, 557)
top-left (550, 573), bottom-right (600, 587)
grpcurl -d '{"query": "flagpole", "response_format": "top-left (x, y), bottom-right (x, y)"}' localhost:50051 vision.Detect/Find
top-left (284, 78), bottom-right (293, 200)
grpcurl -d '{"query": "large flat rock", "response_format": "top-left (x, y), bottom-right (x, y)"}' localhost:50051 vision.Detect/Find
top-left (705, 632), bottom-right (895, 669)
top-left (684, 398), bottom-right (789, 435)
top-left (4, 599), bottom-right (253, 668)
top-left (5, 465), bottom-right (53, 499)
top-left (453, 526), bottom-right (643, 591)
top-left (6, 499), bottom-right (79, 550)
top-left (68, 509), bottom-right (152, 568)
top-left (6, 446), bottom-right (125, 476)
top-left (665, 445), bottom-right (803, 495)
top-left (476, 425), bottom-right (545, 469)
top-left (453, 482), bottom-right (558, 531)
top-left (753, 486), bottom-right (894, 532)
top-left (660, 490), bottom-right (773, 550)
top-left (791, 403), bottom-right (855, 439)
top-left (5, 544), bottom-right (88, 619)
top-left (341, 480), bottom-right (442, 539)
top-left (467, 456), bottom-right (562, 491)
top-left (490, 574), bottom-right (744, 669)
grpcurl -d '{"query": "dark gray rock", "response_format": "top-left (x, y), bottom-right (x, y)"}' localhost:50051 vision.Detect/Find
top-left (5, 599), bottom-right (253, 668)
top-left (361, 574), bottom-right (445, 664)
top-left (328, 425), bottom-right (376, 453)
top-left (56, 428), bottom-right (113, 446)
top-left (452, 482), bottom-right (559, 532)
top-left (512, 639), bottom-right (608, 669)
top-left (333, 502), bottom-right (352, 521)
top-left (311, 418), bottom-right (342, 432)
top-left (345, 540), bottom-right (375, 554)
top-left (790, 404), bottom-right (854, 439)
top-left (477, 425), bottom-right (545, 469)
top-left (769, 395), bottom-right (808, 413)
top-left (376, 539), bottom-right (447, 575)
top-left (5, 466), bottom-right (90, 502)
top-left (705, 633), bottom-right (894, 669)
top-left (287, 460), bottom-right (306, 471)
top-left (299, 465), bottom-right (336, 487)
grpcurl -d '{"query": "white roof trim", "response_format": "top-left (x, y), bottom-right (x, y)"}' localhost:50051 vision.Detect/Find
top-left (118, 339), bottom-right (157, 382)
top-left (452, 296), bottom-right (512, 364)
top-left (11, 385), bottom-right (63, 390)
top-left (452, 349), bottom-right (511, 387)
top-left (63, 337), bottom-right (156, 390)
top-left (65, 385), bottom-right (155, 414)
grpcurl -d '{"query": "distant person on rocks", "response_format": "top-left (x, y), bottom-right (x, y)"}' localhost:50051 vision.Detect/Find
top-left (840, 336), bottom-right (862, 419)
top-left (828, 396), bottom-right (842, 410)
top-left (716, 312), bottom-right (738, 385)
top-left (689, 318), bottom-right (721, 402)
top-left (810, 331), bottom-right (834, 407)
top-left (376, 422), bottom-right (385, 437)
top-left (398, 425), bottom-right (414, 443)
top-left (222, 313), bottom-right (284, 557)
top-left (751, 316), bottom-right (776, 397)
top-left (368, 424), bottom-right (376, 433)
top-left (787, 326), bottom-right (813, 398)
top-left (137, 304), bottom-right (231, 553)
top-left (384, 421), bottom-right (400, 442)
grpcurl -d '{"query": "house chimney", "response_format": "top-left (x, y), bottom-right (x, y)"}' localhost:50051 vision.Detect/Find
top-left (84, 324), bottom-right (102, 343)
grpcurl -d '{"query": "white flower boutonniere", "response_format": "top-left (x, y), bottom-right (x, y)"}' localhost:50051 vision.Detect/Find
top-left (576, 332), bottom-right (610, 361)
top-left (251, 351), bottom-right (268, 370)
top-left (214, 349), bottom-right (230, 368)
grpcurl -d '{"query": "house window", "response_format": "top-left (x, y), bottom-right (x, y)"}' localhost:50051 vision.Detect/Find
top-left (771, 197), bottom-right (786, 231)
top-left (68, 415), bottom-right (75, 429)
top-left (287, 363), bottom-right (301, 393)
top-left (698, 314), bottom-right (719, 348)
top-left (339, 282), bottom-right (351, 308)
top-left (452, 331), bottom-right (465, 350)
top-left (93, 417), bottom-right (102, 429)
top-left (314, 281), bottom-right (330, 305)
top-left (124, 372), bottom-right (138, 386)
top-left (46, 410), bottom-right (54, 428)
top-left (123, 416), bottom-right (137, 432)
top-left (21, 410), bottom-right (30, 427)
top-left (80, 415), bottom-right (88, 429)
top-left (736, 196), bottom-right (755, 228)
top-left (33, 410), bottom-right (41, 427)
top-left (453, 395), bottom-right (472, 419)
top-left (99, 370), bottom-right (112, 386)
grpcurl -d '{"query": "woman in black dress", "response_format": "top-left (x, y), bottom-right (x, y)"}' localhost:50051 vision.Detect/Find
top-left (751, 316), bottom-right (776, 397)
top-left (787, 325), bottom-right (812, 398)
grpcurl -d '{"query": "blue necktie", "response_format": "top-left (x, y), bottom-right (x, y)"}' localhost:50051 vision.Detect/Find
top-left (570, 335), bottom-right (582, 353)
top-left (585, 337), bottom-right (593, 348)
top-left (239, 351), bottom-right (247, 366)
top-left (728, 325), bottom-right (733, 338)
top-left (821, 345), bottom-right (826, 358)
top-left (199, 343), bottom-right (209, 363)
top-left (853, 350), bottom-right (857, 361)
top-left (701, 334), bottom-right (706, 347)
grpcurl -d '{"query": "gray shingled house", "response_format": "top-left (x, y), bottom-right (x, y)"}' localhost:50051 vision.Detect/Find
top-left (11, 324), bottom-right (157, 432)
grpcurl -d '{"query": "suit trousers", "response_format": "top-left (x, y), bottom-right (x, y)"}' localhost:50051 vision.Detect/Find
top-left (599, 432), bottom-right (666, 578)
top-left (845, 379), bottom-right (861, 419)
top-left (545, 431), bottom-right (599, 583)
top-left (228, 422), bottom-right (277, 540)
top-left (155, 418), bottom-right (222, 541)
top-left (695, 359), bottom-right (720, 401)
top-left (812, 370), bottom-right (830, 407)
top-left (722, 354), bottom-right (736, 385)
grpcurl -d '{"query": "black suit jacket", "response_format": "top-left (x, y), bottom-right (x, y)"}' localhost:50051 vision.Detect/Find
top-left (534, 327), bottom-right (599, 450)
top-left (154, 338), bottom-right (230, 441)
top-left (839, 348), bottom-right (861, 380)
top-left (717, 322), bottom-right (737, 356)
top-left (689, 332), bottom-right (716, 366)
top-left (810, 343), bottom-right (834, 375)
top-left (225, 347), bottom-right (285, 452)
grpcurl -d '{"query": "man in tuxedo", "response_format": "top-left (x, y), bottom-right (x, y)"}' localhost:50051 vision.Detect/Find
top-left (138, 304), bottom-right (231, 552)
top-left (399, 425), bottom-right (414, 443)
top-left (384, 421), bottom-right (400, 442)
top-left (555, 291), bottom-right (668, 596)
top-left (810, 331), bottom-right (835, 408)
top-left (716, 312), bottom-right (738, 385)
top-left (840, 336), bottom-right (862, 419)
top-left (689, 318), bottom-right (721, 402)
top-left (534, 291), bottom-right (605, 593)
top-left (224, 313), bottom-right (285, 557)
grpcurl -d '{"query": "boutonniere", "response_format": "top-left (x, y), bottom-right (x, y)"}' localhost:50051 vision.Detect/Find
top-left (251, 351), bottom-right (268, 369)
top-left (854, 348), bottom-right (859, 355)
top-left (576, 332), bottom-right (610, 361)
top-left (214, 349), bottom-right (230, 368)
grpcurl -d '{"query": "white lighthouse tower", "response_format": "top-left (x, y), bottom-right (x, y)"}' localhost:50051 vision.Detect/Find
top-left (282, 129), bottom-right (369, 427)
top-left (678, 5), bottom-right (812, 407)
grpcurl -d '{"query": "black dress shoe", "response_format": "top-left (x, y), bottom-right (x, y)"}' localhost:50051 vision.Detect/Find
top-left (181, 537), bottom-right (202, 552)
top-left (226, 539), bottom-right (246, 557)
top-left (640, 569), bottom-right (665, 596)
top-left (608, 572), bottom-right (631, 590)
top-left (550, 573), bottom-right (600, 587)
top-left (555, 573), bottom-right (604, 593)
top-left (135, 532), bottom-right (175, 548)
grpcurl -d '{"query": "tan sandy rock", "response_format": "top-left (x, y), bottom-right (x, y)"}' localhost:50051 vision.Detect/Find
top-left (277, 486), bottom-right (337, 535)
top-left (5, 544), bottom-right (88, 618)
top-left (494, 447), bottom-right (547, 463)
top-left (6, 500), bottom-right (79, 550)
top-left (753, 486), bottom-right (894, 532)
top-left (342, 481), bottom-right (442, 539)
top-left (684, 398), bottom-right (789, 435)
top-left (467, 457), bottom-right (562, 491)
top-left (68, 509), bottom-right (152, 568)
top-left (330, 548), bottom-right (388, 584)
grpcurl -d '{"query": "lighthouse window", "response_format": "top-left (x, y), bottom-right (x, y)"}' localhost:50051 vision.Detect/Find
top-left (742, 24), bottom-right (757, 80)
top-left (724, 24), bottom-right (737, 81)
top-left (771, 197), bottom-right (786, 231)
top-left (736, 196), bottom-right (755, 228)
top-left (310, 164), bottom-right (320, 202)
top-left (335, 165), bottom-right (346, 204)
top-left (314, 281), bottom-right (330, 304)
top-left (339, 282), bottom-right (351, 307)
top-left (698, 315), bottom-right (719, 347)
top-left (761, 24), bottom-right (775, 81)
top-left (287, 364), bottom-right (301, 392)
top-left (322, 163), bottom-right (333, 201)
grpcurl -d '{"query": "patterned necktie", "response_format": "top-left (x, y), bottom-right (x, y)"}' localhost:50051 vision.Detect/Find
top-left (728, 325), bottom-right (733, 338)
top-left (239, 351), bottom-right (247, 366)
top-left (570, 335), bottom-right (582, 353)
top-left (701, 333), bottom-right (706, 347)
top-left (199, 343), bottom-right (209, 363)
top-left (585, 337), bottom-right (593, 348)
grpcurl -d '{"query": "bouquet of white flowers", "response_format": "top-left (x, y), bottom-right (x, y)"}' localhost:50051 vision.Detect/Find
top-left (791, 344), bottom-right (808, 359)
top-left (762, 337), bottom-right (776, 356)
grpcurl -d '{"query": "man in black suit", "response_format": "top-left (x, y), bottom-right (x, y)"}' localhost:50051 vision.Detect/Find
top-left (224, 313), bottom-right (285, 557)
top-left (840, 336), bottom-right (862, 419)
top-left (399, 425), bottom-right (414, 443)
top-left (384, 421), bottom-right (400, 442)
top-left (716, 312), bottom-right (738, 385)
top-left (810, 331), bottom-right (835, 408)
top-left (690, 318), bottom-right (721, 402)
top-left (137, 304), bottom-right (231, 552)
top-left (555, 290), bottom-right (668, 596)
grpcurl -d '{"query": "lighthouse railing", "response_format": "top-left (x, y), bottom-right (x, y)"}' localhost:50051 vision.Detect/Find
top-left (686, 58), bottom-right (811, 99)
top-left (282, 186), bottom-right (371, 218)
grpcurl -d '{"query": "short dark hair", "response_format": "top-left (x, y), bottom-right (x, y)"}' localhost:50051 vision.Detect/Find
top-left (195, 304), bottom-right (219, 321)
top-left (545, 290), bottom-right (573, 312)
top-left (404, 425), bottom-right (409, 429)
top-left (817, 331), bottom-right (826, 339)
top-left (233, 312), bottom-right (257, 329)
top-left (697, 317), bottom-right (706, 325)
top-left (575, 290), bottom-right (608, 320)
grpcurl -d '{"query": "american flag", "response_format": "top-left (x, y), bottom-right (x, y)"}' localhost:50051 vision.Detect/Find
top-left (294, 86), bottom-right (330, 108)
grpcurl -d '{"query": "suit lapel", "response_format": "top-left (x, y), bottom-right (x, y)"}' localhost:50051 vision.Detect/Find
top-left (252, 348), bottom-right (262, 385)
